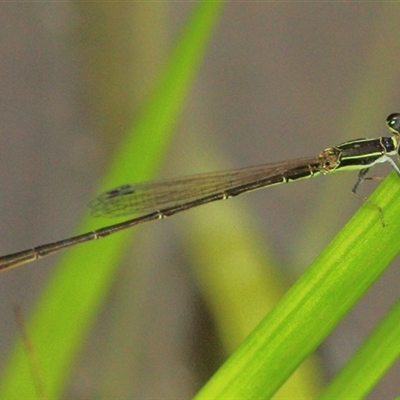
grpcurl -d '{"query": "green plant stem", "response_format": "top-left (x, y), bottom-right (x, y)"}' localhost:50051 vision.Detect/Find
top-left (195, 170), bottom-right (400, 399)
top-left (320, 295), bottom-right (400, 399)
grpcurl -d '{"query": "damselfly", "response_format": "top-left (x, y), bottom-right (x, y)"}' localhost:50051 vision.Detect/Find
top-left (1, 113), bottom-right (400, 272)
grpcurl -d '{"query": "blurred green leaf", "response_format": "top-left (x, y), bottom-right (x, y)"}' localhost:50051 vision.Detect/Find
top-left (0, 3), bottom-right (224, 399)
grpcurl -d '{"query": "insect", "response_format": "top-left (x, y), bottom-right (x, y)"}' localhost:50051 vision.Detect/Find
top-left (1, 113), bottom-right (400, 272)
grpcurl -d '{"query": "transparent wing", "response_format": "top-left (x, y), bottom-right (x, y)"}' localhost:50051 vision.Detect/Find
top-left (88, 156), bottom-right (320, 217)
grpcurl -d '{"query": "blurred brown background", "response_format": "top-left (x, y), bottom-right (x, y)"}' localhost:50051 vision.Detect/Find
top-left (0, 3), bottom-right (400, 398)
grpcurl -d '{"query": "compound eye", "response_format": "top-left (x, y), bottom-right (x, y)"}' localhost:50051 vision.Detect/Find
top-left (386, 113), bottom-right (400, 134)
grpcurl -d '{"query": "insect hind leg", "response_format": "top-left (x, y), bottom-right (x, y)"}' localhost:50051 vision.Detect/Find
top-left (351, 167), bottom-right (385, 226)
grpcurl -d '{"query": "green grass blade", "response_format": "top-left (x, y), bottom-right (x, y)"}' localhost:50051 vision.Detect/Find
top-left (195, 170), bottom-right (400, 399)
top-left (178, 135), bottom-right (323, 398)
top-left (320, 296), bottom-right (400, 399)
top-left (0, 3), bottom-right (224, 399)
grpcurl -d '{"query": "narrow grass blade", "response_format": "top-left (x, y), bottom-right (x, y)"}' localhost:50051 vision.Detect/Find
top-left (195, 170), bottom-right (400, 399)
top-left (320, 296), bottom-right (400, 399)
top-left (0, 3), bottom-right (224, 399)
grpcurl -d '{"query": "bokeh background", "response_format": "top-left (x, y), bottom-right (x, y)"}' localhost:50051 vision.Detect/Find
top-left (1, 3), bottom-right (400, 398)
